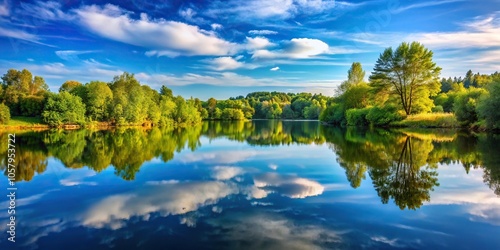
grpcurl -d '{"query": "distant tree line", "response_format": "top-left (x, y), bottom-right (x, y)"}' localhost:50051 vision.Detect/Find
top-left (0, 69), bottom-right (332, 127)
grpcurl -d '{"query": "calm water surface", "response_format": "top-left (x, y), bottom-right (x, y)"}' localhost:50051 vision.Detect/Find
top-left (0, 121), bottom-right (499, 250)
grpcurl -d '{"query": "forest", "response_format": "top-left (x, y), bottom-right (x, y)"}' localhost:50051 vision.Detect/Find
top-left (0, 41), bottom-right (499, 130)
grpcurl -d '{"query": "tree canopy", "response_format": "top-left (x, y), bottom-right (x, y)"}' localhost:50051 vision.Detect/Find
top-left (369, 42), bottom-right (441, 115)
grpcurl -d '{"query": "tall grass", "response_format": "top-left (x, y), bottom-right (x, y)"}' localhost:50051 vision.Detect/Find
top-left (392, 113), bottom-right (460, 128)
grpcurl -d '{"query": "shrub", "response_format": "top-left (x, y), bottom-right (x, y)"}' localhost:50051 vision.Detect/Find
top-left (346, 108), bottom-right (370, 126)
top-left (42, 92), bottom-right (86, 127)
top-left (319, 103), bottom-right (346, 125)
top-left (366, 105), bottom-right (404, 126)
top-left (19, 95), bottom-right (46, 116)
top-left (454, 88), bottom-right (487, 126)
top-left (431, 105), bottom-right (444, 113)
top-left (0, 103), bottom-right (10, 124)
top-left (221, 108), bottom-right (245, 120)
top-left (477, 80), bottom-right (500, 129)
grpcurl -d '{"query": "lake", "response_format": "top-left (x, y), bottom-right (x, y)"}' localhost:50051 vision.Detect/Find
top-left (1, 120), bottom-right (499, 250)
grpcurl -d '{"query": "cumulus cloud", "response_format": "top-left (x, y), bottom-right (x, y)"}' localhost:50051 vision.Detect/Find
top-left (252, 38), bottom-right (329, 59)
top-left (270, 67), bottom-right (280, 71)
top-left (252, 173), bottom-right (324, 199)
top-left (245, 36), bottom-right (275, 50)
top-left (206, 56), bottom-right (245, 71)
top-left (74, 4), bottom-right (238, 56)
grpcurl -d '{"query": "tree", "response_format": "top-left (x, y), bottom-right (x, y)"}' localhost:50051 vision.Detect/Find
top-left (59, 80), bottom-right (82, 93)
top-left (85, 81), bottom-right (113, 121)
top-left (454, 88), bottom-right (487, 126)
top-left (42, 92), bottom-right (86, 126)
top-left (1, 69), bottom-right (48, 115)
top-left (160, 85), bottom-right (173, 99)
top-left (337, 62), bottom-right (366, 95)
top-left (369, 42), bottom-right (442, 115)
top-left (0, 103), bottom-right (10, 124)
top-left (477, 80), bottom-right (500, 129)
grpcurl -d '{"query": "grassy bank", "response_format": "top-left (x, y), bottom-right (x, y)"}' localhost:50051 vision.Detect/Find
top-left (0, 116), bottom-right (49, 130)
top-left (392, 113), bottom-right (460, 128)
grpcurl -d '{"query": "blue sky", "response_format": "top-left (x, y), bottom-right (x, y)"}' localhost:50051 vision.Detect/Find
top-left (0, 0), bottom-right (499, 99)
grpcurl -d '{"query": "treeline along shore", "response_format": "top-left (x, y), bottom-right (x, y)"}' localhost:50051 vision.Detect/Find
top-left (1, 41), bottom-right (499, 131)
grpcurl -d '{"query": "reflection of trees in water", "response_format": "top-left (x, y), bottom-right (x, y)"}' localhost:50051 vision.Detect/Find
top-left (324, 127), bottom-right (439, 209)
top-left (0, 132), bottom-right (48, 181)
top-left (0, 126), bottom-right (204, 182)
top-left (370, 137), bottom-right (439, 210)
top-left (478, 135), bottom-right (500, 196)
top-left (1, 121), bottom-right (499, 200)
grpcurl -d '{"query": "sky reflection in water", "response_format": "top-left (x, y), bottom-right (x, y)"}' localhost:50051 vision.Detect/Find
top-left (0, 121), bottom-right (499, 249)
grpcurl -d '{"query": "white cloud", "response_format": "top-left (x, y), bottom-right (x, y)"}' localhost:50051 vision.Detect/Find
top-left (74, 4), bottom-right (238, 56)
top-left (211, 23), bottom-right (222, 30)
top-left (178, 7), bottom-right (207, 24)
top-left (55, 50), bottom-right (99, 61)
top-left (249, 29), bottom-right (278, 35)
top-left (252, 38), bottom-right (329, 59)
top-left (270, 67), bottom-right (280, 71)
top-left (19, 1), bottom-right (74, 21)
top-left (346, 13), bottom-right (500, 50)
top-left (206, 56), bottom-right (245, 71)
top-left (211, 166), bottom-right (245, 180)
top-left (205, 212), bottom-right (341, 250)
top-left (205, 0), bottom-right (338, 20)
top-left (253, 173), bottom-right (325, 199)
top-left (393, 0), bottom-right (465, 14)
top-left (0, 26), bottom-right (43, 44)
top-left (82, 181), bottom-right (239, 229)
top-left (180, 150), bottom-right (258, 164)
top-left (245, 36), bottom-right (275, 50)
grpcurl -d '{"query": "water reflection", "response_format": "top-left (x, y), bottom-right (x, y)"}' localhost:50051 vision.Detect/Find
top-left (1, 121), bottom-right (500, 249)
top-left (1, 121), bottom-right (500, 202)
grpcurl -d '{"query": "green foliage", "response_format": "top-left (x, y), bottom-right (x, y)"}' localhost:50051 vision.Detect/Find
top-left (42, 92), bottom-right (86, 126)
top-left (319, 103), bottom-right (346, 125)
top-left (221, 108), bottom-right (245, 120)
top-left (393, 113), bottom-right (459, 128)
top-left (0, 103), bottom-right (10, 124)
top-left (84, 81), bottom-right (113, 121)
top-left (454, 88), bottom-right (487, 126)
top-left (431, 105), bottom-right (444, 113)
top-left (346, 108), bottom-right (370, 126)
top-left (19, 95), bottom-right (46, 116)
top-left (1, 69), bottom-right (48, 116)
top-left (370, 42), bottom-right (441, 115)
top-left (477, 80), bottom-right (500, 129)
top-left (366, 105), bottom-right (404, 126)
top-left (337, 62), bottom-right (366, 95)
top-left (59, 80), bottom-right (82, 93)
